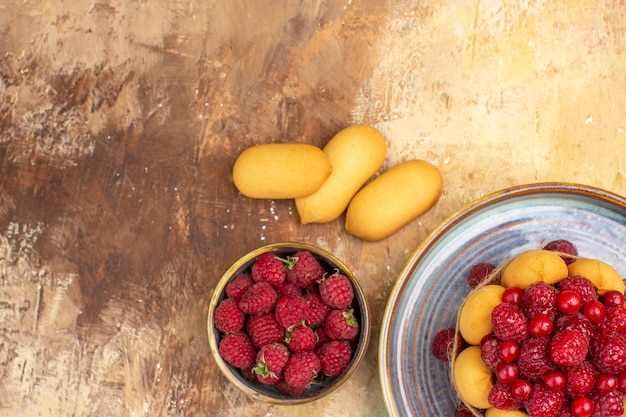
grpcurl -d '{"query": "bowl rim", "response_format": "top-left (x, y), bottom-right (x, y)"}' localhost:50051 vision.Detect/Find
top-left (207, 241), bottom-right (371, 405)
top-left (378, 181), bottom-right (626, 416)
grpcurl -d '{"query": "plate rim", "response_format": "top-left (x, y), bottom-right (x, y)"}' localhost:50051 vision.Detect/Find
top-left (378, 181), bottom-right (626, 417)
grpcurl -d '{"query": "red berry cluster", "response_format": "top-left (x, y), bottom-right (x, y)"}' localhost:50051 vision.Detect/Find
top-left (433, 239), bottom-right (626, 417)
top-left (485, 278), bottom-right (626, 417)
top-left (214, 250), bottom-right (360, 396)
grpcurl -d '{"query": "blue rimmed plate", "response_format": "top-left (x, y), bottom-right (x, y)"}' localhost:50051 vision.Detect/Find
top-left (379, 182), bottom-right (626, 416)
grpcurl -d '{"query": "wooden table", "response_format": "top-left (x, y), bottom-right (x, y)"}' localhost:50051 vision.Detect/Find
top-left (1, 1), bottom-right (625, 416)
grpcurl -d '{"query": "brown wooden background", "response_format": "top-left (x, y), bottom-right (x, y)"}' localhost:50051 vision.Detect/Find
top-left (2, 1), bottom-right (625, 416)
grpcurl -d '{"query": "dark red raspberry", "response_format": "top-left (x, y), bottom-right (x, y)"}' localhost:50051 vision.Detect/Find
top-left (283, 351), bottom-right (321, 389)
top-left (480, 335), bottom-right (504, 372)
top-left (543, 239), bottom-right (578, 264)
top-left (275, 282), bottom-right (302, 299)
top-left (596, 306), bottom-right (626, 335)
top-left (491, 302), bottom-right (529, 342)
top-left (286, 324), bottom-right (316, 353)
top-left (467, 262), bottom-right (497, 288)
top-left (521, 283), bottom-right (559, 320)
top-left (589, 390), bottom-right (625, 416)
top-left (319, 272), bottom-right (354, 309)
top-left (557, 276), bottom-right (598, 305)
top-left (238, 281), bottom-right (277, 315)
top-left (517, 337), bottom-right (556, 381)
top-left (225, 272), bottom-right (253, 300)
top-left (549, 330), bottom-right (589, 367)
top-left (218, 332), bottom-right (256, 369)
top-left (603, 291), bottom-right (625, 308)
top-left (555, 312), bottom-right (595, 341)
top-left (304, 291), bottom-right (331, 326)
top-left (590, 333), bottom-right (626, 374)
top-left (431, 327), bottom-right (464, 362)
top-left (564, 361), bottom-right (596, 396)
top-left (285, 251), bottom-right (325, 288)
top-left (252, 342), bottom-right (290, 385)
top-left (214, 298), bottom-right (245, 333)
top-left (324, 309), bottom-right (359, 341)
top-left (489, 381), bottom-right (523, 410)
top-left (251, 252), bottom-right (287, 286)
top-left (274, 296), bottom-right (309, 329)
top-left (316, 340), bottom-right (353, 376)
top-left (314, 325), bottom-right (330, 348)
top-left (454, 403), bottom-right (475, 417)
top-left (523, 382), bottom-right (565, 417)
top-left (274, 378), bottom-right (307, 396)
top-left (246, 312), bottom-right (285, 348)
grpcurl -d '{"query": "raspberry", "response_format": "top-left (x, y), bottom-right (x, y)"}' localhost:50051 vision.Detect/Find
top-left (517, 337), bottom-right (556, 381)
top-left (564, 361), bottom-right (596, 396)
top-left (489, 381), bottom-right (523, 410)
top-left (589, 390), bottom-right (624, 416)
top-left (319, 272), bottom-right (354, 309)
top-left (314, 325), bottom-right (330, 348)
top-left (491, 302), bottom-right (529, 342)
top-left (274, 378), bottom-right (307, 396)
top-left (218, 333), bottom-right (256, 369)
top-left (252, 342), bottom-right (290, 385)
top-left (304, 291), bottom-right (331, 326)
top-left (431, 327), bottom-right (464, 362)
top-left (555, 312), bottom-right (595, 341)
top-left (251, 253), bottom-right (287, 286)
top-left (238, 281), bottom-right (277, 315)
top-left (285, 251), bottom-right (325, 288)
top-left (316, 340), bottom-right (353, 376)
top-left (543, 239), bottom-right (578, 264)
top-left (467, 262), bottom-right (497, 288)
top-left (286, 324), bottom-right (316, 353)
top-left (454, 403), bottom-right (475, 417)
top-left (246, 312), bottom-right (285, 348)
top-left (521, 283), bottom-right (559, 320)
top-left (590, 333), bottom-right (626, 374)
top-left (214, 298), bottom-right (245, 333)
top-left (557, 276), bottom-right (598, 305)
top-left (603, 291), bottom-right (625, 308)
top-left (480, 335), bottom-right (504, 372)
top-left (274, 295), bottom-right (309, 329)
top-left (524, 382), bottom-right (565, 417)
top-left (275, 282), bottom-right (302, 299)
top-left (225, 272), bottom-right (253, 300)
top-left (283, 351), bottom-right (321, 389)
top-left (324, 309), bottom-right (359, 341)
top-left (549, 330), bottom-right (589, 367)
top-left (596, 306), bottom-right (626, 335)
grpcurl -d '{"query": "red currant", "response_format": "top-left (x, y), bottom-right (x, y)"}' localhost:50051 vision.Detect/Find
top-left (543, 369), bottom-right (567, 391)
top-left (511, 378), bottom-right (533, 399)
top-left (603, 290), bottom-right (625, 308)
top-left (570, 395), bottom-right (594, 417)
top-left (529, 313), bottom-right (554, 337)
top-left (498, 340), bottom-right (519, 363)
top-left (596, 373), bottom-right (618, 393)
top-left (502, 287), bottom-right (524, 305)
top-left (496, 362), bottom-right (519, 384)
top-left (557, 290), bottom-right (583, 314)
top-left (583, 300), bottom-right (606, 323)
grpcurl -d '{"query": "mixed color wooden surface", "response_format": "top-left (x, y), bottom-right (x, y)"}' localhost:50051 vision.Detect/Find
top-left (1, 1), bottom-right (625, 416)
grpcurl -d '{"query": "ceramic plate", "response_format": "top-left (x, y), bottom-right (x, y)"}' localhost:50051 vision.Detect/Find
top-left (379, 182), bottom-right (626, 416)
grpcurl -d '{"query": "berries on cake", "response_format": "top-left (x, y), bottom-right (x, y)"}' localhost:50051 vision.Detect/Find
top-left (432, 239), bottom-right (626, 417)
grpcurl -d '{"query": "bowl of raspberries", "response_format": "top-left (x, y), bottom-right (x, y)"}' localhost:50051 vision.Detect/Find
top-left (207, 242), bottom-right (370, 404)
